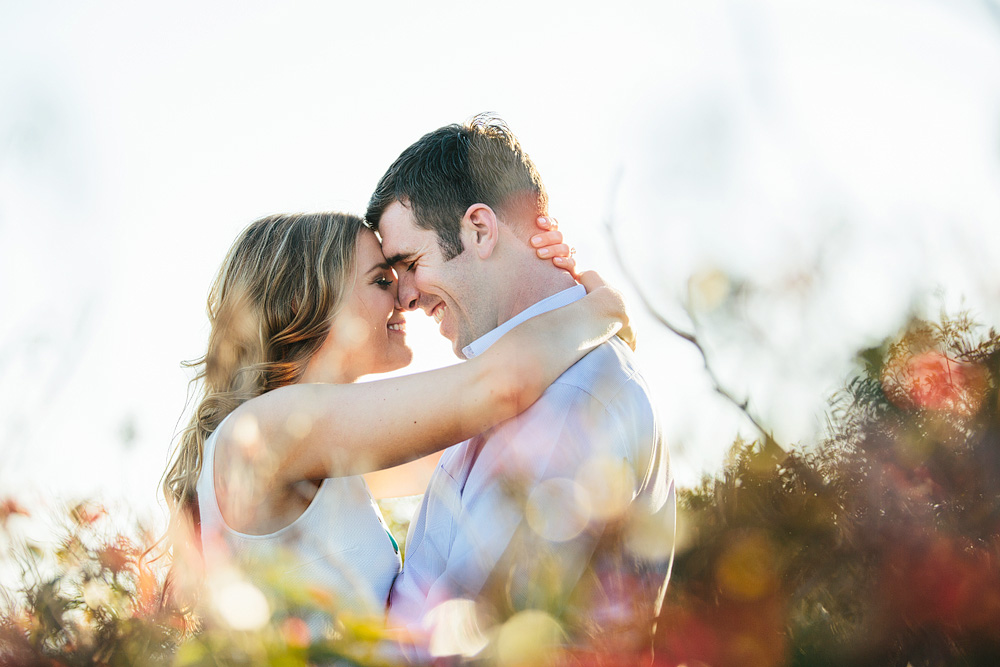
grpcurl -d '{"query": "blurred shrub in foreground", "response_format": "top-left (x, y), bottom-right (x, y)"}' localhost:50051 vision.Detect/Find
top-left (0, 501), bottom-right (180, 666)
top-left (0, 501), bottom-right (400, 666)
top-left (657, 313), bottom-right (1000, 667)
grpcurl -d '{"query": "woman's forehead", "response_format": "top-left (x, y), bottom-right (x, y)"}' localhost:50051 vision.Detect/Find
top-left (356, 228), bottom-right (388, 266)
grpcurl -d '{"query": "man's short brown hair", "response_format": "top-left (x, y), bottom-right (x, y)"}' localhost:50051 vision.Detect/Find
top-left (365, 113), bottom-right (548, 260)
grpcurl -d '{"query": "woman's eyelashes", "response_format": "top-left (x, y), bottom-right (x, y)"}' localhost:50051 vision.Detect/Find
top-left (374, 276), bottom-right (394, 289)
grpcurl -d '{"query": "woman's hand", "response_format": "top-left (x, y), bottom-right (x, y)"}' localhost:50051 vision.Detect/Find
top-left (578, 271), bottom-right (637, 352)
top-left (531, 218), bottom-right (637, 351)
top-left (530, 216), bottom-right (578, 277)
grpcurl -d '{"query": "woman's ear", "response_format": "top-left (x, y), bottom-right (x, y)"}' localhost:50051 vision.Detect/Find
top-left (462, 204), bottom-right (499, 260)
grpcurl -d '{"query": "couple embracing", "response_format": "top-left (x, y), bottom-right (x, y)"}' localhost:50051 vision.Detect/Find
top-left (161, 114), bottom-right (675, 656)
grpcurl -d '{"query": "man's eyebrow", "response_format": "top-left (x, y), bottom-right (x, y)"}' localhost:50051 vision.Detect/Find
top-left (381, 252), bottom-right (414, 267)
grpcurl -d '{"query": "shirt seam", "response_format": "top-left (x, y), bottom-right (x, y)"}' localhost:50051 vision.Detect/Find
top-left (551, 353), bottom-right (640, 410)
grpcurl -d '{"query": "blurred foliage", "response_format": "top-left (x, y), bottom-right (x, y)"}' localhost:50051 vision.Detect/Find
top-left (0, 501), bottom-right (182, 666)
top-left (657, 313), bottom-right (1000, 667)
top-left (3, 312), bottom-right (1000, 665)
top-left (0, 501), bottom-right (395, 666)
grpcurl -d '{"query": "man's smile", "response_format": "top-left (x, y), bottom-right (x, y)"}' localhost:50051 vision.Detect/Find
top-left (431, 302), bottom-right (448, 324)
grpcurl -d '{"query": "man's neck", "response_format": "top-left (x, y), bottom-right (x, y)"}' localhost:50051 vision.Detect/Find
top-left (496, 261), bottom-right (578, 326)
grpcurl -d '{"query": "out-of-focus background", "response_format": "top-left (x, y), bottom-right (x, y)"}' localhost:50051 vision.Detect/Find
top-left (2, 0), bottom-right (999, 526)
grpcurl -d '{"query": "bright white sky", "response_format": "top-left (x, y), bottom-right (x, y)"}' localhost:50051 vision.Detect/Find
top-left (2, 0), bottom-right (1000, 526)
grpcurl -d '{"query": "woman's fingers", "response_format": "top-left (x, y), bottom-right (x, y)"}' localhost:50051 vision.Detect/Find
top-left (530, 230), bottom-right (564, 249)
top-left (536, 242), bottom-right (570, 259)
top-left (578, 270), bottom-right (604, 293)
top-left (532, 219), bottom-right (579, 277)
top-left (617, 322), bottom-right (637, 351)
top-left (534, 216), bottom-right (559, 231)
top-left (552, 255), bottom-right (578, 276)
top-left (579, 271), bottom-right (636, 350)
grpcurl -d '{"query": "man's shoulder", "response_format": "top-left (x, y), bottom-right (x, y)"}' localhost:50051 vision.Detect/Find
top-left (478, 336), bottom-right (666, 507)
top-left (551, 337), bottom-right (651, 409)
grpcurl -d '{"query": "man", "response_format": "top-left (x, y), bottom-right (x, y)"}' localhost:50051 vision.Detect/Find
top-left (366, 114), bottom-right (674, 653)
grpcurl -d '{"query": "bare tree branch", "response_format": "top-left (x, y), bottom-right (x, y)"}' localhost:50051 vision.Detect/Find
top-left (602, 169), bottom-right (784, 458)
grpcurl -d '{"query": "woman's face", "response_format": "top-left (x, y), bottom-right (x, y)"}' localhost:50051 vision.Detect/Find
top-left (327, 229), bottom-right (412, 379)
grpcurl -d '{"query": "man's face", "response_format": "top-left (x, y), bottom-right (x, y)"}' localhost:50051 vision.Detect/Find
top-left (378, 201), bottom-right (491, 358)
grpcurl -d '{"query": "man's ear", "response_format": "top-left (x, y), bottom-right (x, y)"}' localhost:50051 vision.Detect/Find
top-left (461, 203), bottom-right (499, 260)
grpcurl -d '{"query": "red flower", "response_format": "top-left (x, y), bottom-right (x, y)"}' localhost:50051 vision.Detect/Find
top-left (882, 351), bottom-right (987, 416)
top-left (71, 501), bottom-right (107, 526)
top-left (280, 617), bottom-right (311, 648)
top-left (0, 498), bottom-right (30, 525)
top-left (98, 544), bottom-right (132, 574)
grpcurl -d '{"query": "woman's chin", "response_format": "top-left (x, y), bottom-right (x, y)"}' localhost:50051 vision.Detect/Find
top-left (374, 347), bottom-right (413, 375)
top-left (393, 347), bottom-right (414, 370)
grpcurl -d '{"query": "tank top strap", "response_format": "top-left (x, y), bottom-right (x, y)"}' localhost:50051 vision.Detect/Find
top-left (195, 412), bottom-right (235, 532)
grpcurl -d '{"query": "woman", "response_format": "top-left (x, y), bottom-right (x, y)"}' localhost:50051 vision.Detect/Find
top-left (160, 211), bottom-right (630, 615)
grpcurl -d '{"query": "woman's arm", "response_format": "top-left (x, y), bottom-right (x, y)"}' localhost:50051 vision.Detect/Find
top-left (218, 273), bottom-right (627, 488)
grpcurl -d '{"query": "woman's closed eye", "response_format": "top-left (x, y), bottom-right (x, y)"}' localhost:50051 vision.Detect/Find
top-left (374, 277), bottom-right (394, 289)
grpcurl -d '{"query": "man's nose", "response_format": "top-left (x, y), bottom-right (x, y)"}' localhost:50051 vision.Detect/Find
top-left (396, 278), bottom-right (420, 311)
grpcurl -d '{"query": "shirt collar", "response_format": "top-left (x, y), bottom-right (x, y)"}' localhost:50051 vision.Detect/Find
top-left (462, 284), bottom-right (587, 359)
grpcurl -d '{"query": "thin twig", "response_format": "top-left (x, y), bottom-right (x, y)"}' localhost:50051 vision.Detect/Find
top-left (602, 169), bottom-right (783, 456)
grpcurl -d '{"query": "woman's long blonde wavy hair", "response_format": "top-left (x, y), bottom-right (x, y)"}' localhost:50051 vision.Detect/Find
top-left (157, 211), bottom-right (366, 607)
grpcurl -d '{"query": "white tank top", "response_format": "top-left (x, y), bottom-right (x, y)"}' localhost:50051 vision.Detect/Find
top-left (195, 418), bottom-right (402, 615)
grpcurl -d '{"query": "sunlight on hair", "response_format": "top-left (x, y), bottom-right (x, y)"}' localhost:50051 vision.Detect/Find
top-left (208, 572), bottom-right (270, 631)
top-left (284, 411), bottom-right (314, 439)
top-left (495, 609), bottom-right (565, 667)
top-left (575, 455), bottom-right (636, 521)
top-left (525, 478), bottom-right (591, 543)
top-left (427, 598), bottom-right (489, 659)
